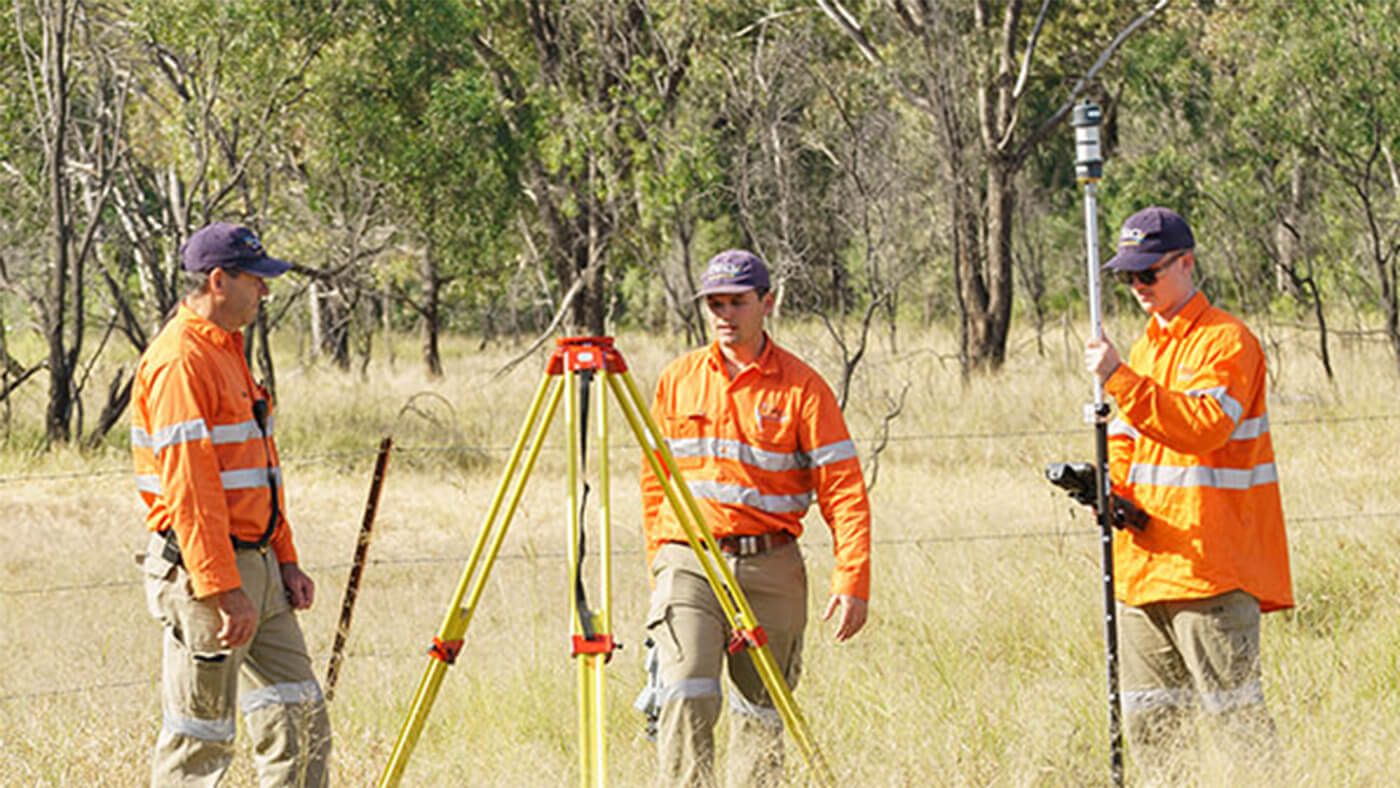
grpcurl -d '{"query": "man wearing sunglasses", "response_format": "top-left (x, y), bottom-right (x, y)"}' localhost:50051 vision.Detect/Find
top-left (1084, 206), bottom-right (1292, 782)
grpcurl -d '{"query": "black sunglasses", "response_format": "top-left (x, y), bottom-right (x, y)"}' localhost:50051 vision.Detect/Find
top-left (1114, 253), bottom-right (1186, 286)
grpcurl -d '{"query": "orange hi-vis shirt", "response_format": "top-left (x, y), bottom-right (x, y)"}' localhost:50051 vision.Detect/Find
top-left (1105, 292), bottom-right (1292, 612)
top-left (640, 336), bottom-right (872, 600)
top-left (131, 304), bottom-right (296, 598)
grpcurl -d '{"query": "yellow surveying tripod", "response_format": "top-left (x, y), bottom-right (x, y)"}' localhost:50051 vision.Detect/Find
top-left (378, 337), bottom-right (835, 787)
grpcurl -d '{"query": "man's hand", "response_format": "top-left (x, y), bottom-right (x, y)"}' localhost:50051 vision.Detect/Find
top-left (215, 588), bottom-right (257, 648)
top-left (1084, 337), bottom-right (1122, 384)
top-left (280, 562), bottom-right (315, 610)
top-left (822, 594), bottom-right (868, 642)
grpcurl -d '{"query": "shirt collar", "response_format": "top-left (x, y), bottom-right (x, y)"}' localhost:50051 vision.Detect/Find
top-left (1146, 290), bottom-right (1209, 342)
top-left (705, 332), bottom-right (779, 377)
top-left (176, 302), bottom-right (243, 351)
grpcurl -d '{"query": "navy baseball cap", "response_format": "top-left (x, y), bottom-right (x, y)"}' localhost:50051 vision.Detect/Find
top-left (181, 222), bottom-right (292, 278)
top-left (1105, 206), bottom-right (1195, 271)
top-left (695, 250), bottom-right (770, 298)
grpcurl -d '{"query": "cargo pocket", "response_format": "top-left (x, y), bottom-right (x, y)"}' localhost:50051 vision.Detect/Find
top-left (163, 627), bottom-right (237, 731)
top-left (140, 532), bottom-right (179, 623)
top-left (643, 568), bottom-right (682, 666)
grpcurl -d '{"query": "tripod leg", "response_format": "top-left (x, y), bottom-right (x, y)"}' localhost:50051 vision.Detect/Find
top-left (595, 369), bottom-right (613, 784)
top-left (564, 368), bottom-right (610, 788)
top-left (378, 374), bottom-right (565, 788)
top-left (567, 365), bottom-right (618, 788)
top-left (609, 372), bottom-right (837, 788)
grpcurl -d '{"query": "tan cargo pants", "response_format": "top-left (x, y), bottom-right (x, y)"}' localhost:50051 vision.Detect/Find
top-left (142, 532), bottom-right (332, 787)
top-left (1119, 589), bottom-right (1277, 783)
top-left (645, 540), bottom-right (807, 788)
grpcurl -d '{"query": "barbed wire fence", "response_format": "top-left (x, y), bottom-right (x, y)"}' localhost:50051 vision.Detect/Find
top-left (2, 412), bottom-right (1396, 704)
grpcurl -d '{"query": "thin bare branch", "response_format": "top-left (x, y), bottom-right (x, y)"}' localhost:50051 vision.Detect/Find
top-left (1015, 0), bottom-right (1171, 162)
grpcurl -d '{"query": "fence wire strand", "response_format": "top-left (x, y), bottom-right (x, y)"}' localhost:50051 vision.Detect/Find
top-left (2, 413), bottom-right (1397, 702)
top-left (2, 412), bottom-right (1397, 486)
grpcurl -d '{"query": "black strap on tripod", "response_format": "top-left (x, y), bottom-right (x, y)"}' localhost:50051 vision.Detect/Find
top-left (574, 370), bottom-right (597, 642)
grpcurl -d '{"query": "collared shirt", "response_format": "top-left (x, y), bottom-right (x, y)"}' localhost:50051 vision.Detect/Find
top-left (640, 335), bottom-right (872, 600)
top-left (131, 304), bottom-right (295, 597)
top-left (1105, 292), bottom-right (1292, 611)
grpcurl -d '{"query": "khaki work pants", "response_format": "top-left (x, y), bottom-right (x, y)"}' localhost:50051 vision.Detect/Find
top-left (143, 533), bottom-right (332, 787)
top-left (1119, 589), bottom-right (1277, 784)
top-left (645, 540), bottom-right (807, 788)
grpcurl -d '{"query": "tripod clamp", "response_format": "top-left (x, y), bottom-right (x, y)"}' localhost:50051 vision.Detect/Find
top-left (428, 637), bottom-right (464, 665)
top-left (571, 633), bottom-right (618, 660)
top-left (726, 626), bottom-right (769, 654)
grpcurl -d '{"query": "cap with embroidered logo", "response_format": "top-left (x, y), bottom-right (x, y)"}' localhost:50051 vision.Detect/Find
top-left (181, 222), bottom-right (292, 278)
top-left (695, 249), bottom-right (770, 298)
top-left (1105, 206), bottom-right (1195, 272)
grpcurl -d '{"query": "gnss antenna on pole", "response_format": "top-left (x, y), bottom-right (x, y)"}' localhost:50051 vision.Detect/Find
top-left (1073, 98), bottom-right (1125, 788)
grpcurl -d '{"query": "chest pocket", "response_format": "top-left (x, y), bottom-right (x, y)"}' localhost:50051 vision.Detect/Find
top-left (664, 412), bottom-right (709, 440)
top-left (749, 397), bottom-right (799, 455)
top-left (662, 412), bottom-right (711, 472)
top-left (212, 371), bottom-right (264, 468)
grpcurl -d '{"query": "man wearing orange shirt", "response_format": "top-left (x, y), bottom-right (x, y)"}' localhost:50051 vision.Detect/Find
top-left (1085, 207), bottom-right (1292, 780)
top-left (639, 249), bottom-right (871, 787)
top-left (133, 222), bottom-right (330, 786)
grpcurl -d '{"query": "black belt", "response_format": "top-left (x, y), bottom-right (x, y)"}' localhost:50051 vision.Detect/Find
top-left (680, 531), bottom-right (795, 557)
top-left (161, 528), bottom-right (270, 567)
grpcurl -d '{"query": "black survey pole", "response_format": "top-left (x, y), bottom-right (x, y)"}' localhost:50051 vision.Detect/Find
top-left (1074, 99), bottom-right (1124, 787)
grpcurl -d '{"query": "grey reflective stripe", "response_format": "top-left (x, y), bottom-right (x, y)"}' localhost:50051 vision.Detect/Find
top-left (1186, 385), bottom-right (1244, 423)
top-left (134, 467), bottom-right (280, 496)
top-left (668, 437), bottom-right (805, 471)
top-left (241, 679), bottom-right (324, 714)
top-left (686, 480), bottom-right (812, 514)
top-left (211, 419), bottom-right (263, 445)
top-left (220, 466), bottom-right (282, 490)
top-left (1230, 414), bottom-right (1269, 441)
top-left (1122, 687), bottom-right (1193, 713)
top-left (729, 690), bottom-right (783, 728)
top-left (1126, 463), bottom-right (1277, 490)
top-left (808, 438), bottom-right (857, 468)
top-left (1108, 419), bottom-right (1139, 440)
top-left (1199, 680), bottom-right (1264, 713)
top-left (658, 678), bottom-right (720, 705)
top-left (163, 711), bottom-right (236, 742)
top-left (132, 417), bottom-right (270, 454)
top-left (131, 419), bottom-right (211, 455)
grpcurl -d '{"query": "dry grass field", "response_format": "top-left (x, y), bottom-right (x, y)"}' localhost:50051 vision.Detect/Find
top-left (2, 315), bottom-right (1398, 786)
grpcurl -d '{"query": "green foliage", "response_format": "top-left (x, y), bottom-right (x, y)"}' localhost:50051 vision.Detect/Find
top-left (8, 0), bottom-right (1400, 410)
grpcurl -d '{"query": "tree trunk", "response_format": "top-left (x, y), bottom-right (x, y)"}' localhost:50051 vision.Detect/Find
top-left (420, 248), bottom-right (443, 377)
top-left (43, 4), bottom-right (75, 444)
top-left (982, 158), bottom-right (1016, 369)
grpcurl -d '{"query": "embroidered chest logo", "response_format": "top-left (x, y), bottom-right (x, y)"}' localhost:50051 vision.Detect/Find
top-left (754, 402), bottom-right (787, 429)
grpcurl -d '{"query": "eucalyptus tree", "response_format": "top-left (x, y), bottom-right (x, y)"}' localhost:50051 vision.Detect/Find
top-left (463, 0), bottom-right (698, 338)
top-left (110, 0), bottom-right (354, 397)
top-left (3, 0), bottom-right (127, 444)
top-left (310, 0), bottom-right (524, 376)
top-left (1207, 0), bottom-right (1400, 374)
top-left (706, 8), bottom-right (929, 404)
top-left (817, 0), bottom-right (1171, 373)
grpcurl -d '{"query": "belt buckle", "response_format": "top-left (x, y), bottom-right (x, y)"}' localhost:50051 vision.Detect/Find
top-left (738, 535), bottom-right (760, 556)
